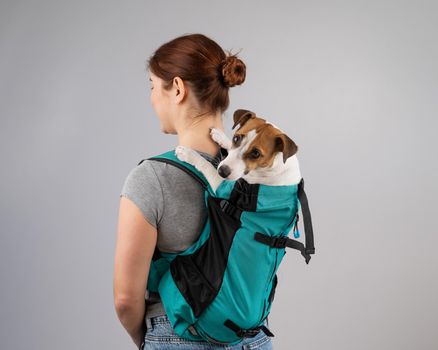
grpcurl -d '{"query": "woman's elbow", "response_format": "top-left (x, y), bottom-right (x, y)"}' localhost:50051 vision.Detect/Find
top-left (114, 294), bottom-right (143, 315)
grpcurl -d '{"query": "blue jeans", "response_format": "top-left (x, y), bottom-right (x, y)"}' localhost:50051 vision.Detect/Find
top-left (141, 314), bottom-right (273, 350)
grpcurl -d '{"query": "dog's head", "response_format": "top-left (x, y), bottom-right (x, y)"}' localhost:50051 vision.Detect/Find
top-left (217, 109), bottom-right (298, 180)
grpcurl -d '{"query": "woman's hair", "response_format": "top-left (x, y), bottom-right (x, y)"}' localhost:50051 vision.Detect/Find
top-left (147, 33), bottom-right (246, 115)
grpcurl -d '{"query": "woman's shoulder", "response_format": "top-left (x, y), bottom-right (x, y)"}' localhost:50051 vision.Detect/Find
top-left (119, 160), bottom-right (165, 228)
top-left (122, 159), bottom-right (161, 189)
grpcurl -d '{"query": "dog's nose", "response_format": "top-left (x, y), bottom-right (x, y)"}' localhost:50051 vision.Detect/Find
top-left (218, 165), bottom-right (231, 178)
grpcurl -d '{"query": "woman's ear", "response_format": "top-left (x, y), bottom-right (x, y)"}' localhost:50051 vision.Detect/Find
top-left (172, 76), bottom-right (186, 103)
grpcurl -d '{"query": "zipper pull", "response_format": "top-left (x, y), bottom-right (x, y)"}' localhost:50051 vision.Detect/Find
top-left (293, 213), bottom-right (300, 238)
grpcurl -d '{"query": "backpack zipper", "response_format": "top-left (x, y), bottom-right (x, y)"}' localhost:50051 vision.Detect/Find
top-left (258, 248), bottom-right (279, 324)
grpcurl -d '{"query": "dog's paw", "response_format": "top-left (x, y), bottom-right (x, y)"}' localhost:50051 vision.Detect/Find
top-left (175, 145), bottom-right (197, 164)
top-left (175, 145), bottom-right (189, 162)
top-left (210, 127), bottom-right (226, 146)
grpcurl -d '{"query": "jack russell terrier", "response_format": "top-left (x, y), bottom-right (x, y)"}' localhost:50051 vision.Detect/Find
top-left (175, 109), bottom-right (302, 193)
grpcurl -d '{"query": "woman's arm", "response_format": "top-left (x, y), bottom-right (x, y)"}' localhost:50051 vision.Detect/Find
top-left (113, 195), bottom-right (158, 348)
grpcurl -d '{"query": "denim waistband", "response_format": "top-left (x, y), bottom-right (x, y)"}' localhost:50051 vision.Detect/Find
top-left (148, 314), bottom-right (169, 325)
top-left (145, 301), bottom-right (166, 320)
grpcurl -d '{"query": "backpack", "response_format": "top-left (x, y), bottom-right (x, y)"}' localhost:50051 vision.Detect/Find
top-left (139, 147), bottom-right (315, 346)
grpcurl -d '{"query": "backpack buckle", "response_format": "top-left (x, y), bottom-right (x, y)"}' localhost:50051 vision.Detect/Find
top-left (219, 199), bottom-right (231, 211)
top-left (219, 199), bottom-right (242, 220)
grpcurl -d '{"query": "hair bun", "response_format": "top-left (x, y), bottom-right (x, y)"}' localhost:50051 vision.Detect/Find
top-left (220, 55), bottom-right (246, 88)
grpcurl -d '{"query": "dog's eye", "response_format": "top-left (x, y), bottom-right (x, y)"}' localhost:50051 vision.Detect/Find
top-left (251, 149), bottom-right (261, 158)
top-left (233, 135), bottom-right (241, 143)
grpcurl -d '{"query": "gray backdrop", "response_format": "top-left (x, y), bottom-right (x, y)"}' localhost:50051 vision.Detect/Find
top-left (1, 0), bottom-right (437, 349)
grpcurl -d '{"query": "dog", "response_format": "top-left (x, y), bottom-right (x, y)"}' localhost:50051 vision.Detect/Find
top-left (175, 109), bottom-right (302, 193)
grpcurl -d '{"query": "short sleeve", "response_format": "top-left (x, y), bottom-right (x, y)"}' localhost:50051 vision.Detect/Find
top-left (119, 160), bottom-right (164, 229)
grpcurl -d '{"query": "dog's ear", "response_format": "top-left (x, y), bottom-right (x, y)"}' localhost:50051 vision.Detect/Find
top-left (275, 134), bottom-right (298, 163)
top-left (232, 109), bottom-right (256, 130)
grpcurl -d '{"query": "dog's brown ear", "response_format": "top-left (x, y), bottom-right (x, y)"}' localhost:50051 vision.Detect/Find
top-left (275, 134), bottom-right (298, 163)
top-left (232, 109), bottom-right (256, 130)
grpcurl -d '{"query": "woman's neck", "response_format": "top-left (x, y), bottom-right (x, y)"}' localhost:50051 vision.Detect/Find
top-left (177, 113), bottom-right (225, 158)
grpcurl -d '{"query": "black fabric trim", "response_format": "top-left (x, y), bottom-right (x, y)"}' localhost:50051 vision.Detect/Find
top-left (170, 194), bottom-right (242, 317)
top-left (268, 274), bottom-right (278, 305)
top-left (228, 178), bottom-right (260, 211)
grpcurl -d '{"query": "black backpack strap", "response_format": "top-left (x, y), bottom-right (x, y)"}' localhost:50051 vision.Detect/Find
top-left (145, 157), bottom-right (208, 190)
top-left (224, 319), bottom-right (274, 338)
top-left (297, 178), bottom-right (315, 257)
top-left (254, 178), bottom-right (315, 264)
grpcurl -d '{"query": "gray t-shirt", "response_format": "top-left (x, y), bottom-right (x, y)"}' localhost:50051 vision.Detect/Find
top-left (119, 149), bottom-right (220, 320)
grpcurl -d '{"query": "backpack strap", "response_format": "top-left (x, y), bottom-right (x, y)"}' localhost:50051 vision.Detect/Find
top-left (142, 156), bottom-right (209, 191)
top-left (254, 178), bottom-right (315, 264)
top-left (224, 319), bottom-right (275, 339)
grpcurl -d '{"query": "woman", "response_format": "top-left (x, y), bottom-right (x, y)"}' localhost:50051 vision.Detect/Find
top-left (113, 33), bottom-right (273, 350)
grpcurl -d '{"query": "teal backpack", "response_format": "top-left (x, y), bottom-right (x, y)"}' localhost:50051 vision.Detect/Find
top-left (139, 147), bottom-right (315, 346)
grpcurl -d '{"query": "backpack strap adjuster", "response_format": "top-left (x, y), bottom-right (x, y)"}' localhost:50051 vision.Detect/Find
top-left (305, 247), bottom-right (316, 255)
top-left (219, 199), bottom-right (242, 220)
